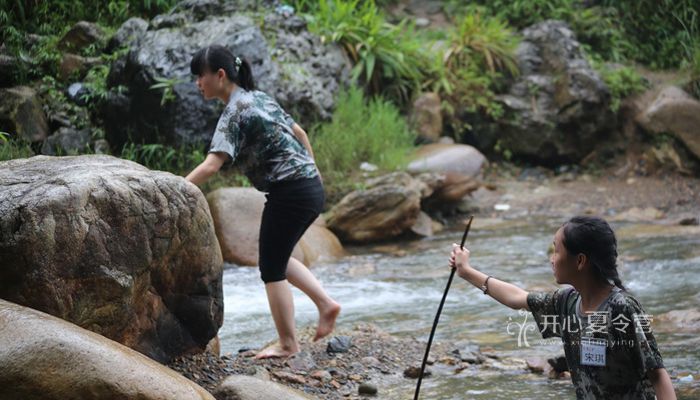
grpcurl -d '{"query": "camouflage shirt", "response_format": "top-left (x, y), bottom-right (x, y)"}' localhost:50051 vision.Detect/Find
top-left (527, 287), bottom-right (664, 399)
top-left (208, 88), bottom-right (318, 191)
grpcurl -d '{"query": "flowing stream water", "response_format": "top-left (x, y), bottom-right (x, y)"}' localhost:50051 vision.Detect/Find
top-left (218, 218), bottom-right (700, 399)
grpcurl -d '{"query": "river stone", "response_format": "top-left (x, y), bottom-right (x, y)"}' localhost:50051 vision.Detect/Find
top-left (0, 155), bottom-right (223, 362)
top-left (0, 86), bottom-right (49, 142)
top-left (410, 92), bottom-right (443, 142)
top-left (636, 86), bottom-right (700, 161)
top-left (58, 21), bottom-right (106, 52)
top-left (358, 382), bottom-right (378, 395)
top-left (471, 20), bottom-right (614, 165)
top-left (214, 374), bottom-right (315, 400)
top-left (408, 143), bottom-right (486, 178)
top-left (40, 126), bottom-right (91, 155)
top-left (206, 187), bottom-right (344, 266)
top-left (325, 173), bottom-right (422, 243)
top-left (102, 1), bottom-right (349, 149)
top-left (327, 336), bottom-right (352, 353)
top-left (0, 299), bottom-right (215, 400)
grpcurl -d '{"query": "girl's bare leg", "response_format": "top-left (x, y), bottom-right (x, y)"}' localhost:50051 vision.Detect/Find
top-left (254, 280), bottom-right (300, 359)
top-left (285, 257), bottom-right (341, 341)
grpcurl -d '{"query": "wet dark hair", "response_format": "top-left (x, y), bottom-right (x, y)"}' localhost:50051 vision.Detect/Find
top-left (562, 216), bottom-right (626, 291)
top-left (190, 45), bottom-right (255, 91)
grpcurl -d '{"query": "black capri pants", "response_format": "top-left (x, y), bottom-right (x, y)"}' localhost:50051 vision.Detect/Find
top-left (258, 175), bottom-right (325, 283)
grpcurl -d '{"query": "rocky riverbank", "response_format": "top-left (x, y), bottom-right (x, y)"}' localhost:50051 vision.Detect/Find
top-left (167, 323), bottom-right (564, 399)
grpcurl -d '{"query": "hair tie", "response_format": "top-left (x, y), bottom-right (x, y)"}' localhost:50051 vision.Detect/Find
top-left (235, 56), bottom-right (242, 73)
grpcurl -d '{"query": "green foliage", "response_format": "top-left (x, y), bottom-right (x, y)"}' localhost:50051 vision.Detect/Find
top-left (310, 87), bottom-right (415, 192)
top-left (0, 0), bottom-right (168, 85)
top-left (120, 142), bottom-right (207, 173)
top-left (295, 0), bottom-right (428, 104)
top-left (601, 0), bottom-right (699, 69)
top-left (0, 134), bottom-right (35, 161)
top-left (424, 12), bottom-right (519, 129)
top-left (596, 64), bottom-right (648, 112)
top-left (0, 0), bottom-right (176, 34)
top-left (150, 76), bottom-right (185, 106)
top-left (447, 0), bottom-right (699, 69)
top-left (683, 42), bottom-right (700, 98)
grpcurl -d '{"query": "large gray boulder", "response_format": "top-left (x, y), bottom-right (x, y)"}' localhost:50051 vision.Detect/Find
top-left (0, 155), bottom-right (223, 362)
top-left (0, 299), bottom-right (215, 400)
top-left (102, 0), bottom-right (350, 150)
top-left (473, 20), bottom-right (615, 165)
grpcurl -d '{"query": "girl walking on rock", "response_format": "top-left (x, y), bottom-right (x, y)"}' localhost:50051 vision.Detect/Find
top-left (185, 45), bottom-right (340, 359)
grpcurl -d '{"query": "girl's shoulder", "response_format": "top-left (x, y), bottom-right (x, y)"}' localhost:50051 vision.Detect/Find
top-left (607, 289), bottom-right (646, 317)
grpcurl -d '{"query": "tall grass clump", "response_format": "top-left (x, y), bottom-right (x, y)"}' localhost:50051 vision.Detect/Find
top-left (424, 12), bottom-right (519, 133)
top-left (311, 87), bottom-right (415, 191)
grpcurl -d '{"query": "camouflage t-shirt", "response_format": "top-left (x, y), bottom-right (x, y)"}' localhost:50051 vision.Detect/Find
top-left (208, 88), bottom-right (318, 191)
top-left (527, 287), bottom-right (664, 400)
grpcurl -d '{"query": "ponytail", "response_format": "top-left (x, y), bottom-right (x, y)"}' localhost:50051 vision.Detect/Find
top-left (190, 45), bottom-right (256, 91)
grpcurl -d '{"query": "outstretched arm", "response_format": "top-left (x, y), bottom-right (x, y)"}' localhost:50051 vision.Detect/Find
top-left (185, 152), bottom-right (228, 185)
top-left (450, 244), bottom-right (530, 310)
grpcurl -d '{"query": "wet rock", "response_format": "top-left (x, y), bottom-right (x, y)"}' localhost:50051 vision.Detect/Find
top-left (526, 357), bottom-right (551, 374)
top-left (636, 86), bottom-right (700, 161)
top-left (679, 216), bottom-right (699, 226)
top-left (272, 371), bottom-right (307, 385)
top-left (287, 351), bottom-right (317, 372)
top-left (326, 172), bottom-right (422, 243)
top-left (0, 299), bottom-right (215, 400)
top-left (472, 20), bottom-right (614, 165)
top-left (310, 370), bottom-right (332, 382)
top-left (214, 374), bottom-right (314, 400)
top-left (58, 21), bottom-right (105, 52)
top-left (410, 211), bottom-right (437, 237)
top-left (0, 86), bottom-right (49, 142)
top-left (410, 92), bottom-right (443, 142)
top-left (358, 382), bottom-right (378, 396)
top-left (102, 4), bottom-right (349, 149)
top-left (547, 355), bottom-right (569, 373)
top-left (327, 336), bottom-right (353, 354)
top-left (40, 126), bottom-right (91, 155)
top-left (403, 366), bottom-right (431, 379)
top-left (0, 155), bottom-right (223, 362)
top-left (206, 188), bottom-right (343, 266)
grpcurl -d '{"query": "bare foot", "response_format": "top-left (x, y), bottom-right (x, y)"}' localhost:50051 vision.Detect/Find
top-left (314, 301), bottom-right (341, 341)
top-left (254, 344), bottom-right (299, 359)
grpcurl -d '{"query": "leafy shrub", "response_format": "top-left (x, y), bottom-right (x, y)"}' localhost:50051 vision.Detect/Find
top-left (595, 64), bottom-right (648, 112)
top-left (295, 0), bottom-right (428, 104)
